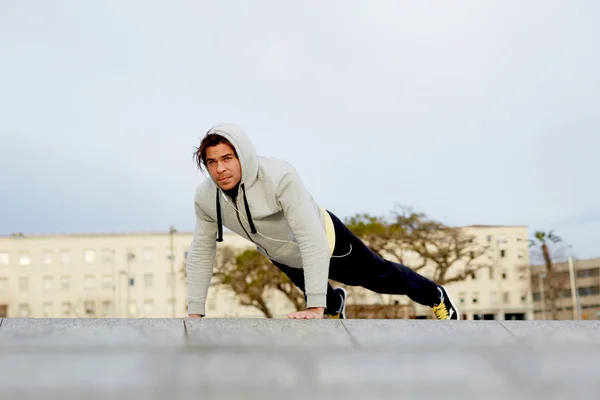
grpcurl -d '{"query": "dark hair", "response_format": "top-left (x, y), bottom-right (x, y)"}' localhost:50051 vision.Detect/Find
top-left (193, 133), bottom-right (238, 172)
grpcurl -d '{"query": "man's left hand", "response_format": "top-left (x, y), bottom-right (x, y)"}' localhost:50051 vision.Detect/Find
top-left (285, 307), bottom-right (325, 319)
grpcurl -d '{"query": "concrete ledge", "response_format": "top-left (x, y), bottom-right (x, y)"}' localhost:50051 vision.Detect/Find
top-left (0, 318), bottom-right (599, 399)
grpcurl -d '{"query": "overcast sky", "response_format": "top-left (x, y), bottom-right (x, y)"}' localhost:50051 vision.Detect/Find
top-left (1, 1), bottom-right (598, 259)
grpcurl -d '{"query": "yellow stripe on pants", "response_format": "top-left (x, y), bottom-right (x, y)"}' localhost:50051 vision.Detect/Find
top-left (321, 207), bottom-right (336, 256)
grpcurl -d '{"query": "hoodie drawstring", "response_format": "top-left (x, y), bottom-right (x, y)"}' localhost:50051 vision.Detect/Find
top-left (216, 190), bottom-right (223, 242)
top-left (241, 183), bottom-right (257, 234)
top-left (215, 183), bottom-right (256, 242)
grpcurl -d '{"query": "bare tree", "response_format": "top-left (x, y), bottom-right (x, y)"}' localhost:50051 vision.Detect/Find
top-left (346, 205), bottom-right (493, 286)
top-left (181, 247), bottom-right (304, 318)
top-left (344, 213), bottom-right (407, 263)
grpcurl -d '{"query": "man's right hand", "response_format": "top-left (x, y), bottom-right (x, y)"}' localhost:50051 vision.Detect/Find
top-left (187, 314), bottom-right (202, 318)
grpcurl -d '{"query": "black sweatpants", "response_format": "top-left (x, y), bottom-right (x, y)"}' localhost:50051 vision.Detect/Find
top-left (270, 210), bottom-right (440, 314)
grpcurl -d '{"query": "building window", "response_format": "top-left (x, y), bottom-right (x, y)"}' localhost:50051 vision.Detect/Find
top-left (84, 275), bottom-right (95, 289)
top-left (43, 276), bottom-right (53, 291)
top-left (143, 299), bottom-right (154, 315)
top-left (521, 295), bottom-right (527, 303)
top-left (0, 278), bottom-right (8, 293)
top-left (102, 301), bottom-right (112, 317)
top-left (18, 277), bottom-right (29, 292)
top-left (516, 234), bottom-right (523, 242)
top-left (102, 274), bottom-right (113, 289)
top-left (18, 304), bottom-right (31, 317)
top-left (84, 301), bottom-right (95, 316)
top-left (497, 235), bottom-right (507, 244)
top-left (19, 252), bottom-right (31, 265)
top-left (503, 292), bottom-right (510, 304)
top-left (500, 249), bottom-right (506, 258)
top-left (470, 271), bottom-right (477, 280)
top-left (60, 276), bottom-right (71, 290)
top-left (142, 248), bottom-right (153, 262)
top-left (0, 251), bottom-right (10, 265)
top-left (167, 298), bottom-right (176, 314)
top-left (84, 249), bottom-right (96, 264)
top-left (42, 302), bottom-right (53, 317)
top-left (502, 271), bottom-right (507, 280)
top-left (43, 251), bottom-right (53, 264)
top-left (128, 300), bottom-right (138, 317)
top-left (60, 302), bottom-right (71, 317)
top-left (101, 249), bottom-right (115, 264)
top-left (578, 286), bottom-right (600, 296)
top-left (577, 268), bottom-right (600, 278)
top-left (144, 273), bottom-right (153, 288)
top-left (60, 250), bottom-right (71, 264)
top-left (486, 235), bottom-right (492, 243)
top-left (472, 292), bottom-right (479, 304)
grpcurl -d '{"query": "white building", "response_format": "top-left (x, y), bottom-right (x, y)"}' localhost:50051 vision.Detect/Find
top-left (433, 225), bottom-right (533, 320)
top-left (0, 224), bottom-right (532, 320)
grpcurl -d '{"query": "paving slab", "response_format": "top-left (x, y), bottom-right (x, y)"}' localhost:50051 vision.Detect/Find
top-left (0, 318), bottom-right (185, 347)
top-left (0, 319), bottom-right (599, 400)
top-left (184, 318), bottom-right (353, 347)
top-left (341, 319), bottom-right (517, 348)
top-left (499, 320), bottom-right (600, 347)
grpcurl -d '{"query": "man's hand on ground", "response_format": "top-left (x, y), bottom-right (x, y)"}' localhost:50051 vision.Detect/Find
top-left (186, 314), bottom-right (202, 319)
top-left (285, 307), bottom-right (325, 319)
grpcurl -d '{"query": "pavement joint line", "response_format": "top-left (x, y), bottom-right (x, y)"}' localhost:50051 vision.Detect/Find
top-left (495, 320), bottom-right (540, 354)
top-left (495, 320), bottom-right (521, 341)
top-left (340, 320), bottom-right (361, 349)
top-left (183, 319), bottom-right (189, 339)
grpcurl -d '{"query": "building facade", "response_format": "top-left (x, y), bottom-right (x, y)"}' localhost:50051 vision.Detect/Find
top-left (530, 257), bottom-right (600, 320)
top-left (432, 225), bottom-right (533, 320)
top-left (346, 225), bottom-right (533, 320)
top-left (0, 224), bottom-right (533, 320)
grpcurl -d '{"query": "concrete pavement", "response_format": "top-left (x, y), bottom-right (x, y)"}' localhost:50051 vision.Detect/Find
top-left (0, 318), bottom-right (598, 399)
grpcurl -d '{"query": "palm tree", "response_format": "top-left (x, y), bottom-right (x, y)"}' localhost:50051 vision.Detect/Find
top-left (529, 230), bottom-right (562, 319)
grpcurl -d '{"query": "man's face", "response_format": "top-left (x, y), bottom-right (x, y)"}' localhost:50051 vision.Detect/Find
top-left (205, 143), bottom-right (242, 190)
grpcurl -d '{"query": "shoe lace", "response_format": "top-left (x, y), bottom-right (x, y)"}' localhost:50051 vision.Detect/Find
top-left (432, 302), bottom-right (449, 320)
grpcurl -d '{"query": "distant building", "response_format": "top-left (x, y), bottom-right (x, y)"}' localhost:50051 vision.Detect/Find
top-left (0, 230), bottom-right (250, 319)
top-left (437, 225), bottom-right (533, 320)
top-left (530, 257), bottom-right (600, 320)
top-left (344, 225), bottom-right (533, 320)
top-left (0, 224), bottom-right (533, 320)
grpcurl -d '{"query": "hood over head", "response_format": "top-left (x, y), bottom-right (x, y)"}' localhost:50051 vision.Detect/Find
top-left (202, 123), bottom-right (259, 242)
top-left (204, 123), bottom-right (259, 188)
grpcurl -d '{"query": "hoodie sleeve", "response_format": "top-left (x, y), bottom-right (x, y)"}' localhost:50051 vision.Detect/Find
top-left (185, 192), bottom-right (217, 316)
top-left (276, 168), bottom-right (331, 310)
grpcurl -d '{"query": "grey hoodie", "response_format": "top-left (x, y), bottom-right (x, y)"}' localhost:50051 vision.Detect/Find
top-left (185, 123), bottom-right (333, 316)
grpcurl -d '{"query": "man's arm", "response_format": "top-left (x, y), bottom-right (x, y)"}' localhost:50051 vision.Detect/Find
top-left (185, 195), bottom-right (218, 317)
top-left (276, 167), bottom-right (331, 313)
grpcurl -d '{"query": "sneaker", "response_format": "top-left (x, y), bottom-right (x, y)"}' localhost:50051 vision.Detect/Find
top-left (431, 286), bottom-right (459, 320)
top-left (329, 287), bottom-right (347, 319)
